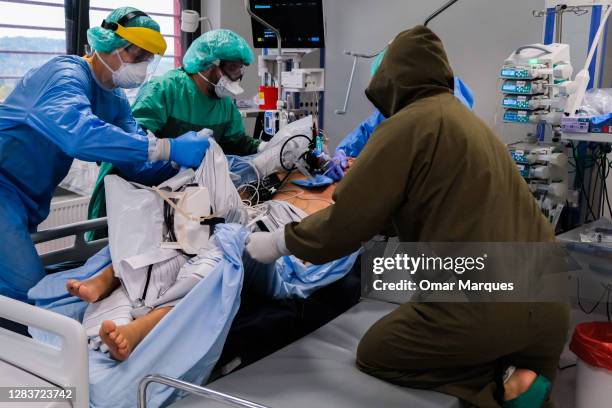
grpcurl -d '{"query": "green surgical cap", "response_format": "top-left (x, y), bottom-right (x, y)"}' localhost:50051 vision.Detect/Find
top-left (87, 7), bottom-right (161, 53)
top-left (183, 29), bottom-right (254, 74)
top-left (370, 49), bottom-right (387, 78)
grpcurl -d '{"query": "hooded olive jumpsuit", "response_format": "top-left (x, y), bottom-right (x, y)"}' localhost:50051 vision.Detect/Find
top-left (283, 26), bottom-right (569, 408)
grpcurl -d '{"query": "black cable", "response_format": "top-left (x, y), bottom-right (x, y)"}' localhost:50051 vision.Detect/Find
top-left (277, 168), bottom-right (294, 188)
top-left (424, 0), bottom-right (460, 26)
top-left (594, 153), bottom-right (599, 219)
top-left (576, 277), bottom-right (609, 314)
top-left (163, 200), bottom-right (177, 243)
top-left (279, 134), bottom-right (312, 172)
top-left (571, 142), bottom-right (598, 221)
top-left (597, 156), bottom-right (606, 218)
top-left (594, 146), bottom-right (604, 218)
top-left (590, 148), bottom-right (601, 219)
top-left (558, 363), bottom-right (577, 371)
top-left (586, 149), bottom-right (595, 213)
top-left (138, 264), bottom-right (154, 303)
top-left (600, 153), bottom-right (612, 218)
top-left (592, 147), bottom-right (607, 219)
top-left (606, 156), bottom-right (612, 217)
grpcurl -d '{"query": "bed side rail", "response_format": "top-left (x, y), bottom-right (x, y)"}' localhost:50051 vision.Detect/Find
top-left (0, 295), bottom-right (89, 408)
top-left (31, 217), bottom-right (108, 266)
top-left (139, 374), bottom-right (270, 408)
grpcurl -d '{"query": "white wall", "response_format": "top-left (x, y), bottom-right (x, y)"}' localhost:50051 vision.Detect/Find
top-left (322, 0), bottom-right (551, 146)
top-left (321, 0), bottom-right (611, 147)
top-left (208, 1), bottom-right (607, 153)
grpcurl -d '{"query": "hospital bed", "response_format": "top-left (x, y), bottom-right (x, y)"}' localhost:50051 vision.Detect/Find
top-left (0, 218), bottom-right (460, 408)
top-left (160, 299), bottom-right (461, 408)
top-left (0, 218), bottom-right (107, 408)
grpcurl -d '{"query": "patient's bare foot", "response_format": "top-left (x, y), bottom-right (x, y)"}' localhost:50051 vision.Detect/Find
top-left (66, 279), bottom-right (103, 303)
top-left (66, 265), bottom-right (119, 303)
top-left (99, 307), bottom-right (173, 361)
top-left (99, 320), bottom-right (139, 361)
top-left (504, 368), bottom-right (537, 401)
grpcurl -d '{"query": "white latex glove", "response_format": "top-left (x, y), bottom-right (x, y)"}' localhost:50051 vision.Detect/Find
top-left (246, 227), bottom-right (290, 263)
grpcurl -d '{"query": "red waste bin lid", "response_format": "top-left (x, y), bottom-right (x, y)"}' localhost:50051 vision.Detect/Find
top-left (570, 322), bottom-right (612, 371)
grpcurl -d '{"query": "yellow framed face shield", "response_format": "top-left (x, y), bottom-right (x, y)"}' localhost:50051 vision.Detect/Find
top-left (101, 11), bottom-right (167, 56)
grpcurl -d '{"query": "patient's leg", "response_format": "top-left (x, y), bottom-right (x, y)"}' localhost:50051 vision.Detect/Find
top-left (99, 306), bottom-right (172, 361)
top-left (67, 264), bottom-right (120, 303)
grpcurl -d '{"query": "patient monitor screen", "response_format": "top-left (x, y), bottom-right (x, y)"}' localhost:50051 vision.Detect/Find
top-left (250, 0), bottom-right (325, 49)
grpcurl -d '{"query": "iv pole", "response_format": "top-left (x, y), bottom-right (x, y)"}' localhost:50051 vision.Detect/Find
top-left (335, 0), bottom-right (461, 115)
top-left (244, 0), bottom-right (285, 110)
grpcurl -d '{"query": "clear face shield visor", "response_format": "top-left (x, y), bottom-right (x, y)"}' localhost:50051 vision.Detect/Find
top-left (116, 44), bottom-right (162, 87)
top-left (103, 45), bottom-right (163, 102)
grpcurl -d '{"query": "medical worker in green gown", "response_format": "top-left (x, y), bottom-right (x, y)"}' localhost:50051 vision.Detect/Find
top-left (88, 29), bottom-right (261, 224)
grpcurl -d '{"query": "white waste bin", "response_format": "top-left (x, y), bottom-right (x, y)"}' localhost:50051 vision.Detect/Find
top-left (571, 322), bottom-right (612, 408)
top-left (575, 359), bottom-right (612, 408)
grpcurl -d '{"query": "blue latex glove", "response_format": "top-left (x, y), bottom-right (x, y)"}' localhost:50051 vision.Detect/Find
top-left (325, 164), bottom-right (344, 182)
top-left (292, 174), bottom-right (334, 189)
top-left (169, 131), bottom-right (211, 168)
top-left (323, 151), bottom-right (349, 182)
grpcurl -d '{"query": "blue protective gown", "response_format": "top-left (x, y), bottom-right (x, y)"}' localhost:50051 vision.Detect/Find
top-left (335, 76), bottom-right (475, 158)
top-left (0, 55), bottom-right (175, 301)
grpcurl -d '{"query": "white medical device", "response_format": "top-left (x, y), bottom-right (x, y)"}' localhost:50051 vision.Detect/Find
top-left (180, 9), bottom-right (213, 33)
top-left (508, 143), bottom-right (572, 228)
top-left (501, 43), bottom-right (573, 126)
top-left (158, 186), bottom-right (215, 255)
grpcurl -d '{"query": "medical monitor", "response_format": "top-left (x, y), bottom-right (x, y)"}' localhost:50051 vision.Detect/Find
top-left (249, 0), bottom-right (325, 49)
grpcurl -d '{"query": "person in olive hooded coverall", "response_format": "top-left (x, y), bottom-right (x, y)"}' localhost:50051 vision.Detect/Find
top-left (246, 26), bottom-right (569, 407)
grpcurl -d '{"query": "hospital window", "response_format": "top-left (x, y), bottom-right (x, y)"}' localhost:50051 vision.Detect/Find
top-left (0, 1), bottom-right (183, 102)
top-left (0, 0), bottom-right (67, 102)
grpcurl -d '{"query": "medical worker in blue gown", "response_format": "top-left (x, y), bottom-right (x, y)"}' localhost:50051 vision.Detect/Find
top-left (0, 7), bottom-right (211, 301)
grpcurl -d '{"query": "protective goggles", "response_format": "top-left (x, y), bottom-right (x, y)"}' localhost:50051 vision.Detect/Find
top-left (101, 10), bottom-right (167, 56)
top-left (218, 60), bottom-right (247, 82)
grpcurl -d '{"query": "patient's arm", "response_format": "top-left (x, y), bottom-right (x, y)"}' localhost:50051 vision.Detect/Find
top-left (99, 306), bottom-right (172, 361)
top-left (66, 264), bottom-right (120, 303)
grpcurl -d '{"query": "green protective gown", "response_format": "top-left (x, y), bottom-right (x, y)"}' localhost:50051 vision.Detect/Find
top-left (284, 26), bottom-right (569, 407)
top-left (87, 67), bottom-right (260, 236)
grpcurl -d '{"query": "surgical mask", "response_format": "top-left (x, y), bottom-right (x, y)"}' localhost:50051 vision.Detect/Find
top-left (96, 50), bottom-right (150, 89)
top-left (198, 72), bottom-right (244, 98)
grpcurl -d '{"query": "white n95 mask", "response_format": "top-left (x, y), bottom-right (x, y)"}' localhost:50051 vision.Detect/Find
top-left (198, 72), bottom-right (244, 98)
top-left (112, 59), bottom-right (150, 89)
top-left (96, 50), bottom-right (151, 89)
top-left (215, 74), bottom-right (244, 98)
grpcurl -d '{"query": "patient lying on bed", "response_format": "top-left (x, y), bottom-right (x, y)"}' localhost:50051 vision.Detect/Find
top-left (66, 244), bottom-right (222, 361)
top-left (63, 139), bottom-right (308, 362)
top-left (67, 265), bottom-right (157, 361)
top-left (66, 247), bottom-right (222, 361)
top-left (65, 199), bottom-right (303, 362)
top-left (66, 265), bottom-right (149, 361)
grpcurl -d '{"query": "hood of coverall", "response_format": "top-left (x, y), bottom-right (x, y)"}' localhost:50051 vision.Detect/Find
top-left (365, 25), bottom-right (455, 119)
